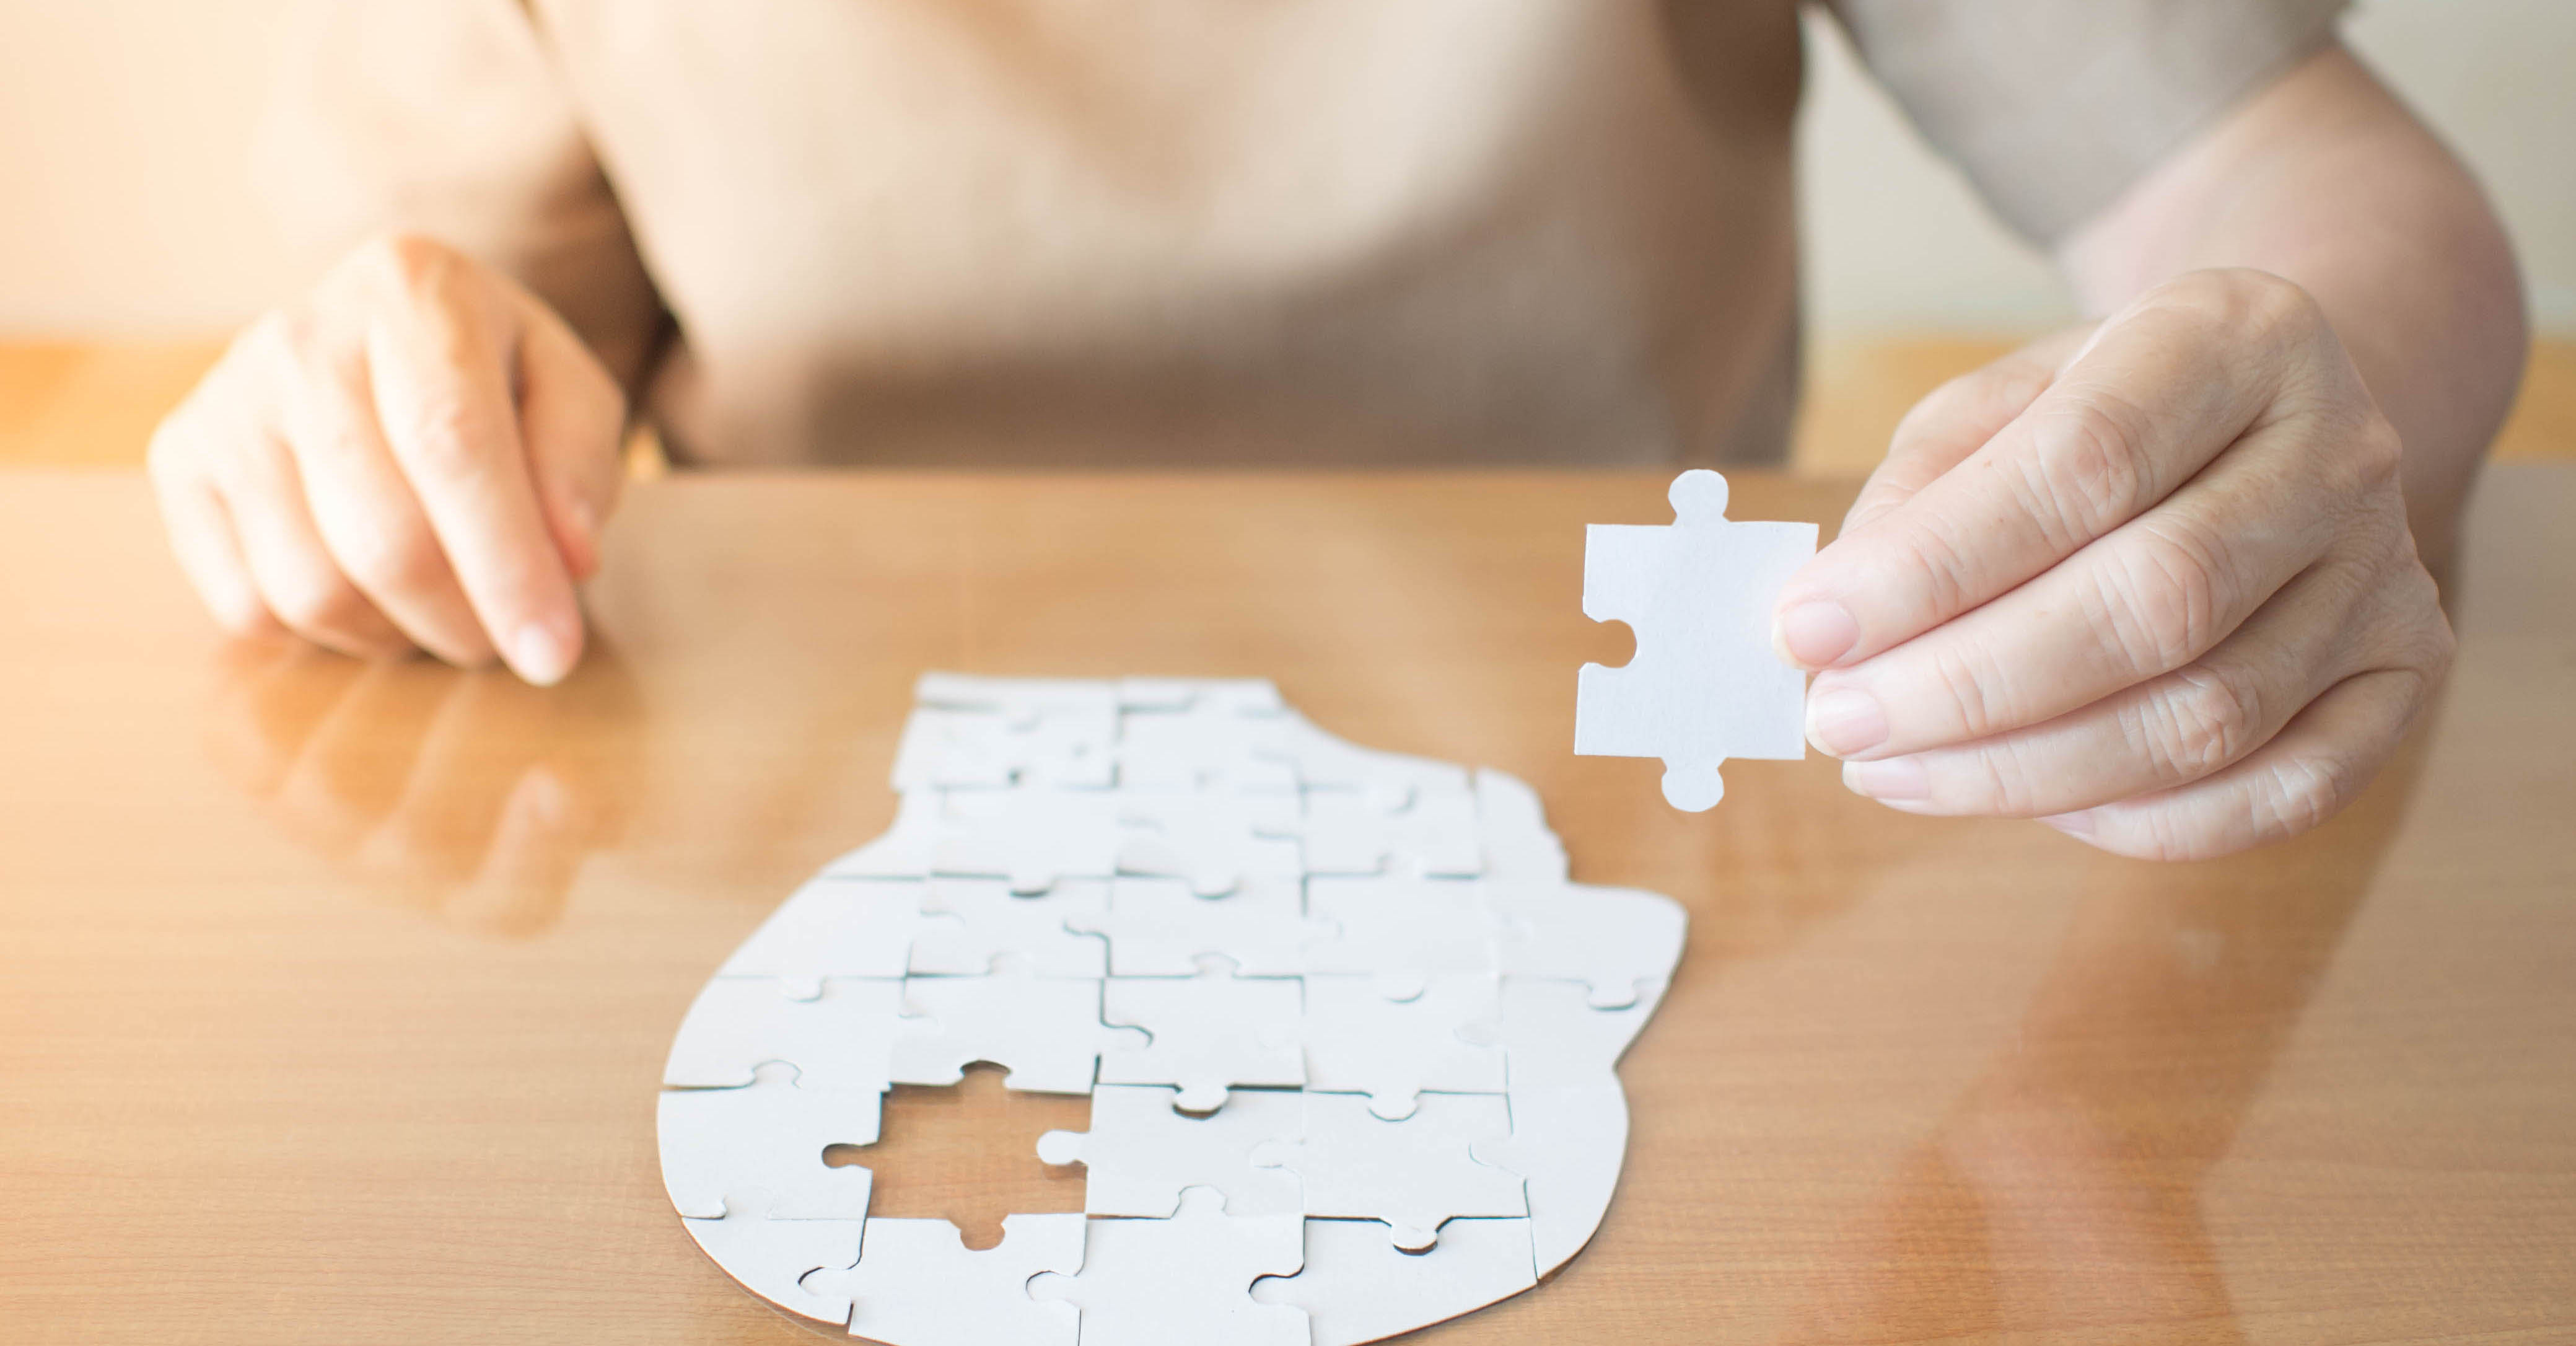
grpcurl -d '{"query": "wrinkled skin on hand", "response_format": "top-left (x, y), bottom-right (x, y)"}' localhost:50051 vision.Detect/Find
top-left (1774, 269), bottom-right (2455, 861)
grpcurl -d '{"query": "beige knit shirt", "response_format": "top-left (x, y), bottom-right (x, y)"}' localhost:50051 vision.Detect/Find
top-left (255, 0), bottom-right (2343, 468)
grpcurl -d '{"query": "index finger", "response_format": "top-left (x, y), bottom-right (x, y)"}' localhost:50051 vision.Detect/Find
top-left (363, 244), bottom-right (584, 685)
top-left (1772, 271), bottom-right (2318, 671)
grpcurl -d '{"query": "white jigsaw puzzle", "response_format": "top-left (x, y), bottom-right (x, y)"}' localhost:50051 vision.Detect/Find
top-left (1575, 468), bottom-right (1816, 811)
top-left (658, 674), bottom-right (1688, 1344)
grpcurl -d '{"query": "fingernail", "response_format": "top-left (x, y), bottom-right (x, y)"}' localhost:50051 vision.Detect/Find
top-left (1842, 755), bottom-right (1927, 801)
top-left (1807, 687), bottom-right (1887, 757)
top-left (508, 614), bottom-right (579, 687)
top-left (1777, 599), bottom-right (1859, 669)
top-left (2044, 811), bottom-right (2096, 837)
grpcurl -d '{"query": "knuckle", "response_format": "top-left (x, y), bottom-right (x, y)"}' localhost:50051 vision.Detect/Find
top-left (266, 571), bottom-right (370, 636)
top-left (2251, 751), bottom-right (2356, 843)
top-left (1924, 638), bottom-right (2017, 742)
top-left (2097, 521), bottom-right (2233, 674)
top-left (1966, 739), bottom-right (2047, 817)
top-left (2022, 396), bottom-right (2154, 542)
top-left (1894, 521), bottom-right (1980, 622)
top-left (352, 231), bottom-right (462, 294)
top-left (337, 520), bottom-right (447, 596)
top-left (2152, 268), bottom-right (2319, 345)
top-left (2139, 665), bottom-right (2263, 783)
top-left (392, 391), bottom-right (510, 479)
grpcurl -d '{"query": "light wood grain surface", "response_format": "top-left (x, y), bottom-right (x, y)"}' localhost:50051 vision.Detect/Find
top-left (6, 337), bottom-right (2574, 472)
top-left (1, 460), bottom-right (2570, 1345)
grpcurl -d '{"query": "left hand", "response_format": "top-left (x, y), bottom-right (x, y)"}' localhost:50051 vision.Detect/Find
top-left (1771, 269), bottom-right (2455, 860)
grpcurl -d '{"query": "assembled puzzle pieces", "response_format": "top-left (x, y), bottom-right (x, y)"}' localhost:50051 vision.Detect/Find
top-left (658, 674), bottom-right (1688, 1344)
top-left (1575, 468), bottom-right (1816, 810)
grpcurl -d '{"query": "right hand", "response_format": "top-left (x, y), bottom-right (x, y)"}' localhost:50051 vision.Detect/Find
top-left (149, 233), bottom-right (626, 685)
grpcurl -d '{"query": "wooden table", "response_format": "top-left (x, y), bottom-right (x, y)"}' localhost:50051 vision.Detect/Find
top-left (2, 466), bottom-right (2570, 1344)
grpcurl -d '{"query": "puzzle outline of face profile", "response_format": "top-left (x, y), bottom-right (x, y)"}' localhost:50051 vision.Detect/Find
top-left (1575, 468), bottom-right (1817, 811)
top-left (659, 674), bottom-right (1686, 1345)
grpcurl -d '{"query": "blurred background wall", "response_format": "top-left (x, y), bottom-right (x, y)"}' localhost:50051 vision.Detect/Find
top-left (2, 1), bottom-right (2568, 340)
top-left (0, 1), bottom-right (2567, 470)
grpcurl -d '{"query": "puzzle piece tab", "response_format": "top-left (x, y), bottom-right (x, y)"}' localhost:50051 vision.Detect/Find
top-left (1575, 469), bottom-right (1815, 811)
top-left (815, 1214), bottom-right (1085, 1346)
top-left (1027, 1185), bottom-right (1307, 1346)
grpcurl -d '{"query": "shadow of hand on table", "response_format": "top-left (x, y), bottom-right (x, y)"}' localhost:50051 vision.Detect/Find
top-left (1771, 725), bottom-right (2439, 1343)
top-left (203, 638), bottom-right (647, 939)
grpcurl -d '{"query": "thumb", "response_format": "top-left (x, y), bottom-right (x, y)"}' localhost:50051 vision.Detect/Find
top-left (509, 290), bottom-right (629, 582)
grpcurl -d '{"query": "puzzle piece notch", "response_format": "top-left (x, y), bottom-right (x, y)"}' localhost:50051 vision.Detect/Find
top-left (908, 877), bottom-right (1109, 979)
top-left (678, 1187), bottom-right (865, 1326)
top-left (1485, 882), bottom-right (1687, 1010)
top-left (1473, 768), bottom-right (1569, 883)
top-left (891, 705), bottom-right (1117, 790)
top-left (1100, 967), bottom-right (1305, 1113)
top-left (891, 964), bottom-right (1147, 1095)
top-left (1301, 974), bottom-right (1507, 1120)
top-left (716, 878), bottom-right (939, 997)
top-left (808, 1213), bottom-right (1085, 1346)
top-left (1302, 876), bottom-right (1501, 994)
top-left (1251, 1216), bottom-right (1539, 1346)
top-left (1575, 468), bottom-right (1816, 811)
top-left (1455, 975), bottom-right (1670, 1089)
top-left (1250, 1091), bottom-right (1527, 1252)
top-left (1466, 1081), bottom-right (1632, 1278)
top-left (1270, 785), bottom-right (1483, 878)
top-left (662, 975), bottom-right (904, 1093)
top-left (1027, 1185), bottom-right (1308, 1346)
top-left (1034, 1084), bottom-right (1303, 1218)
top-left (1116, 790), bottom-right (1305, 897)
top-left (657, 1063), bottom-right (881, 1220)
top-left (1069, 874), bottom-right (1312, 978)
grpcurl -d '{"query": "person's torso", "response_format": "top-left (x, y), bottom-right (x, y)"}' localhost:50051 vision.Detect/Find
top-left (536, 0), bottom-right (1807, 465)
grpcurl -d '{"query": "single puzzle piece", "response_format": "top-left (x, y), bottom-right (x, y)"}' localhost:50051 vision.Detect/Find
top-left (658, 1064), bottom-right (880, 1220)
top-left (906, 877), bottom-right (1109, 978)
top-left (1250, 1091), bottom-right (1526, 1252)
top-left (1251, 1216), bottom-right (1538, 1346)
top-left (1302, 876), bottom-right (1500, 993)
top-left (1259, 716), bottom-right (1472, 796)
top-left (821, 790), bottom-right (946, 880)
top-left (934, 787), bottom-right (1126, 894)
top-left (916, 672), bottom-right (1120, 722)
top-left (1473, 768), bottom-right (1568, 883)
top-left (1300, 974), bottom-right (1506, 1120)
top-left (1035, 1084), bottom-right (1303, 1217)
top-left (679, 1187), bottom-right (865, 1326)
top-left (1115, 677), bottom-right (1286, 716)
top-left (1027, 1185), bottom-right (1307, 1346)
top-left (662, 976), bottom-right (904, 1093)
top-left (1485, 882), bottom-right (1688, 1009)
top-left (1100, 968), bottom-right (1305, 1112)
top-left (1457, 975), bottom-right (1670, 1088)
top-left (811, 1213), bottom-right (1084, 1346)
top-left (890, 705), bottom-right (1117, 790)
top-left (1117, 790), bottom-right (1304, 896)
top-left (1069, 874), bottom-right (1310, 978)
top-left (1116, 695), bottom-right (1300, 794)
top-left (1575, 468), bottom-right (1816, 811)
top-left (1276, 785), bottom-right (1483, 878)
top-left (1468, 1080), bottom-right (1631, 1278)
top-left (890, 965), bottom-right (1146, 1094)
top-left (716, 878), bottom-right (934, 996)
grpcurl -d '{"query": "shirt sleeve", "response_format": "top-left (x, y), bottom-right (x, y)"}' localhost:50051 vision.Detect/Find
top-left (1821, 0), bottom-right (2349, 244)
top-left (250, 0), bottom-right (665, 389)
